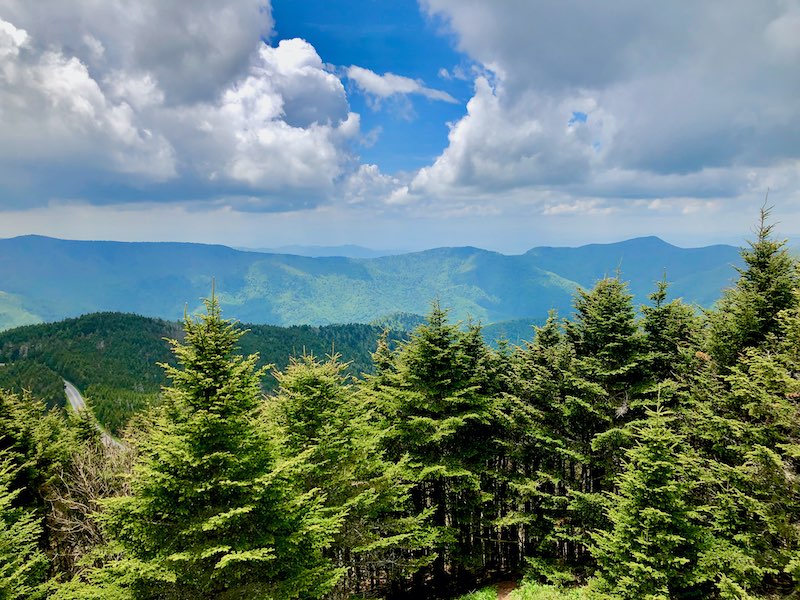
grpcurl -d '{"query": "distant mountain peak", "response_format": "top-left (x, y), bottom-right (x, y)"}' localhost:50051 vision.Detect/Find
top-left (0, 234), bottom-right (741, 332)
top-left (526, 236), bottom-right (683, 255)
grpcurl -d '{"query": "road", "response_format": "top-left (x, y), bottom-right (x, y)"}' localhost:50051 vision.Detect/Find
top-left (63, 380), bottom-right (87, 412)
top-left (63, 380), bottom-right (125, 450)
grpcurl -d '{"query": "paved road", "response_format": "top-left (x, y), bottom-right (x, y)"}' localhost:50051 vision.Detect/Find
top-left (63, 380), bottom-right (124, 450)
top-left (63, 380), bottom-right (87, 412)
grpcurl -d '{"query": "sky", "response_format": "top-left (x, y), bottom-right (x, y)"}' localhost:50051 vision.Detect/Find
top-left (0, 0), bottom-right (799, 253)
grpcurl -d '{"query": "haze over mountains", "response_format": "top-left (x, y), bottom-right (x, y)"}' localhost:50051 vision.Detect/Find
top-left (238, 244), bottom-right (404, 258)
top-left (0, 235), bottom-right (742, 332)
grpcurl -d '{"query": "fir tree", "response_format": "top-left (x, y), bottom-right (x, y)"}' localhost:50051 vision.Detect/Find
top-left (270, 353), bottom-right (436, 598)
top-left (707, 205), bottom-right (799, 368)
top-left (505, 313), bottom-right (576, 569)
top-left (640, 278), bottom-right (700, 385)
top-left (63, 295), bottom-right (343, 599)
top-left (373, 302), bottom-right (500, 594)
top-left (0, 449), bottom-right (48, 600)
top-left (567, 277), bottom-right (643, 403)
top-left (592, 409), bottom-right (706, 599)
top-left (690, 314), bottom-right (800, 595)
top-left (562, 277), bottom-right (644, 559)
top-left (0, 388), bottom-right (85, 585)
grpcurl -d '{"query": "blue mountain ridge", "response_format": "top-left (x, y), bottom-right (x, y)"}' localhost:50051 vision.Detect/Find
top-left (0, 235), bottom-right (742, 331)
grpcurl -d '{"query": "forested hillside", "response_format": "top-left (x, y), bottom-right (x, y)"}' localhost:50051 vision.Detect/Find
top-left (2, 211), bottom-right (799, 599)
top-left (0, 235), bottom-right (741, 330)
top-left (0, 313), bottom-right (400, 433)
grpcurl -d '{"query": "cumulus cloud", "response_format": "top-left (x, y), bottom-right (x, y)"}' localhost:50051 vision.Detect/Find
top-left (195, 39), bottom-right (358, 197)
top-left (411, 77), bottom-right (615, 196)
top-left (0, 3), bottom-right (363, 210)
top-left (0, 18), bottom-right (176, 186)
top-left (2, 0), bottom-right (798, 247)
top-left (0, 0), bottom-right (271, 104)
top-left (340, 164), bottom-right (405, 206)
top-left (409, 0), bottom-right (800, 214)
top-left (346, 65), bottom-right (457, 106)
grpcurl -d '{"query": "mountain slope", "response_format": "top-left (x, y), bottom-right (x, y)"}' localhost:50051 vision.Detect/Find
top-left (0, 235), bottom-right (742, 330)
top-left (524, 236), bottom-right (740, 307)
top-left (0, 312), bottom-right (399, 431)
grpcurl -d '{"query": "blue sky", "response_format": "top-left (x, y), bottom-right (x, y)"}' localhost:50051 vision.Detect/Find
top-left (0, 1), bottom-right (799, 252)
top-left (273, 0), bottom-right (471, 173)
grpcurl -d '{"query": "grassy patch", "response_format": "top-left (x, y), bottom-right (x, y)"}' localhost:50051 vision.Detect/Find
top-left (455, 581), bottom-right (595, 600)
top-left (510, 582), bottom-right (592, 599)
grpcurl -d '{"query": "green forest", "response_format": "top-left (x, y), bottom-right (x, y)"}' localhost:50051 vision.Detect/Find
top-left (0, 315), bottom-right (402, 434)
top-left (2, 210), bottom-right (800, 599)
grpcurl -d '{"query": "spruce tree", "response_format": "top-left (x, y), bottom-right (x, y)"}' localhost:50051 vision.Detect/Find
top-left (592, 409), bottom-right (706, 599)
top-left (371, 303), bottom-right (500, 594)
top-left (640, 278), bottom-right (700, 385)
top-left (63, 295), bottom-right (342, 599)
top-left (0, 388), bottom-right (85, 585)
top-left (563, 277), bottom-right (644, 558)
top-left (707, 205), bottom-right (799, 368)
top-left (681, 210), bottom-right (800, 595)
top-left (690, 315), bottom-right (800, 595)
top-left (506, 312), bottom-right (577, 570)
top-left (0, 449), bottom-right (48, 600)
top-left (567, 277), bottom-right (643, 404)
top-left (270, 353), bottom-right (435, 598)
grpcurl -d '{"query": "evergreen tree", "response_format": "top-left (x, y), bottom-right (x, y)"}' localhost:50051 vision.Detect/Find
top-left (567, 277), bottom-right (643, 406)
top-left (707, 205), bottom-right (799, 368)
top-left (271, 354), bottom-right (436, 598)
top-left (371, 303), bottom-right (501, 595)
top-left (688, 313), bottom-right (800, 595)
top-left (61, 295), bottom-right (342, 599)
top-left (678, 210), bottom-right (800, 595)
top-left (592, 409), bottom-right (706, 599)
top-left (0, 449), bottom-right (48, 600)
top-left (505, 313), bottom-right (577, 571)
top-left (0, 389), bottom-right (82, 513)
top-left (561, 278), bottom-right (644, 559)
top-left (0, 388), bottom-right (86, 586)
top-left (640, 278), bottom-right (700, 386)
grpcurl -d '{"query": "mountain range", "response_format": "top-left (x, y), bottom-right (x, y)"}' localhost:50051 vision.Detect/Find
top-left (0, 235), bottom-right (742, 331)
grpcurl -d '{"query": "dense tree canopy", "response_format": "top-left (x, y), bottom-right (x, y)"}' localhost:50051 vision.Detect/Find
top-left (2, 211), bottom-right (800, 599)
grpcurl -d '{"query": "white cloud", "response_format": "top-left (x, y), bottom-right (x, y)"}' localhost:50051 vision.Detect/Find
top-left (410, 77), bottom-right (614, 195)
top-left (0, 0), bottom-right (272, 103)
top-left (0, 8), bottom-right (362, 210)
top-left (0, 19), bottom-right (176, 182)
top-left (409, 0), bottom-right (800, 217)
top-left (176, 39), bottom-right (359, 199)
top-left (542, 199), bottom-right (615, 216)
top-left (0, 17), bottom-right (26, 58)
top-left (765, 8), bottom-right (800, 59)
top-left (346, 65), bottom-right (458, 105)
top-left (341, 164), bottom-right (404, 206)
top-left (104, 71), bottom-right (164, 110)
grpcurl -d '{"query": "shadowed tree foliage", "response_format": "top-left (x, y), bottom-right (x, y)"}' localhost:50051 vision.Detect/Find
top-left (363, 303), bottom-right (506, 595)
top-left (270, 353), bottom-right (437, 598)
